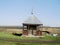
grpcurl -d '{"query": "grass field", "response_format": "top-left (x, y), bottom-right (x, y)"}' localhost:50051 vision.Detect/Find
top-left (0, 32), bottom-right (60, 45)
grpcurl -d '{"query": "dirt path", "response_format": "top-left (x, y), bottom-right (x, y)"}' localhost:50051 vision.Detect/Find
top-left (0, 38), bottom-right (60, 44)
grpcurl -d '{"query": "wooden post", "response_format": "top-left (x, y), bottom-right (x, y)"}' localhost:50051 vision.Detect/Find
top-left (23, 24), bottom-right (24, 35)
top-left (23, 25), bottom-right (24, 30)
top-left (27, 25), bottom-right (28, 35)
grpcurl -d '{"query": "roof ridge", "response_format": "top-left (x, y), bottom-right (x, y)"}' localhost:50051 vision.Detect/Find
top-left (23, 15), bottom-right (42, 24)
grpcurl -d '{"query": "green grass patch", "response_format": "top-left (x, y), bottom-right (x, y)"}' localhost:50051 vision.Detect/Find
top-left (0, 32), bottom-right (60, 41)
top-left (41, 35), bottom-right (60, 41)
top-left (0, 32), bottom-right (21, 39)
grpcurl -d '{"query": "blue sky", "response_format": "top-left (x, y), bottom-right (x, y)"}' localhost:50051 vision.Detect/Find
top-left (0, 0), bottom-right (60, 27)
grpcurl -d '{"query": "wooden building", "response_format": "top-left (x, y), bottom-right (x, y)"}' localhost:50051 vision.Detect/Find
top-left (22, 11), bottom-right (43, 36)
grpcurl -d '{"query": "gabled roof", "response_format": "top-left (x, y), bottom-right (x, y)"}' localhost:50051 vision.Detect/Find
top-left (23, 15), bottom-right (42, 25)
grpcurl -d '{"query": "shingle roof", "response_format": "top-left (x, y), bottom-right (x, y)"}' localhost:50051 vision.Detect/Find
top-left (23, 15), bottom-right (42, 24)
